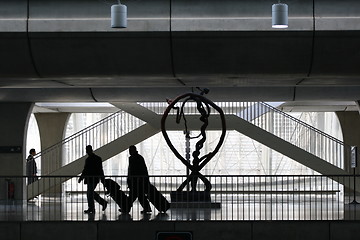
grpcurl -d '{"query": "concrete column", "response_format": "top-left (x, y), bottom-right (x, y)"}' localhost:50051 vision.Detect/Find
top-left (0, 102), bottom-right (33, 201)
top-left (34, 113), bottom-right (70, 196)
top-left (335, 111), bottom-right (360, 173)
top-left (336, 111), bottom-right (360, 206)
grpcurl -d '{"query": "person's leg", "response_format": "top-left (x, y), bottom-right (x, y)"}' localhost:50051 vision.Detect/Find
top-left (86, 180), bottom-right (96, 212)
top-left (127, 181), bottom-right (138, 213)
top-left (93, 181), bottom-right (107, 210)
top-left (94, 192), bottom-right (107, 206)
top-left (138, 193), bottom-right (151, 213)
top-left (138, 179), bottom-right (151, 212)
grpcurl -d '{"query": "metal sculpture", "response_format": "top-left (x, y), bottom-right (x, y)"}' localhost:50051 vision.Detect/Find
top-left (161, 89), bottom-right (226, 201)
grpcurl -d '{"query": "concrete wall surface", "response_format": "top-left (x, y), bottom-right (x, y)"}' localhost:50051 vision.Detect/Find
top-left (1, 221), bottom-right (360, 240)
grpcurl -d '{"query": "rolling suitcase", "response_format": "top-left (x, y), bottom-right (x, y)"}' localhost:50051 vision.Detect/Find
top-left (146, 183), bottom-right (170, 213)
top-left (103, 179), bottom-right (132, 213)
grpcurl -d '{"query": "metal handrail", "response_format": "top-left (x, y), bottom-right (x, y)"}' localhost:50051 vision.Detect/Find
top-left (260, 102), bottom-right (345, 145)
top-left (34, 101), bottom-right (347, 176)
top-left (140, 101), bottom-right (347, 169)
top-left (253, 102), bottom-right (347, 168)
top-left (34, 111), bottom-right (120, 158)
top-left (5, 174), bottom-right (357, 221)
top-left (35, 110), bottom-right (145, 175)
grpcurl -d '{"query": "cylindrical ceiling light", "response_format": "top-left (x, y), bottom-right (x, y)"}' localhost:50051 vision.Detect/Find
top-left (111, 1), bottom-right (127, 28)
top-left (272, 3), bottom-right (288, 29)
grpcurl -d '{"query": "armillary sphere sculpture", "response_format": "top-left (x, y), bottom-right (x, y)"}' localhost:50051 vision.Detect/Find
top-left (161, 89), bottom-right (226, 201)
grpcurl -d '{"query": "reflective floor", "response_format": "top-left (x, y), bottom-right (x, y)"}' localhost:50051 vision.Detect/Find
top-left (2, 194), bottom-right (360, 221)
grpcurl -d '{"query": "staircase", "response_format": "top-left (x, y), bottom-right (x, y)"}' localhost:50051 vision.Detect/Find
top-left (139, 101), bottom-right (348, 169)
top-left (238, 102), bottom-right (348, 170)
top-left (27, 110), bottom-right (159, 199)
top-left (138, 101), bottom-right (354, 189)
top-left (28, 101), bottom-right (353, 199)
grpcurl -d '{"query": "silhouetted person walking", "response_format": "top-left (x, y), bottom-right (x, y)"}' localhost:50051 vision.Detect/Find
top-left (78, 145), bottom-right (107, 214)
top-left (127, 145), bottom-right (151, 214)
top-left (26, 148), bottom-right (38, 185)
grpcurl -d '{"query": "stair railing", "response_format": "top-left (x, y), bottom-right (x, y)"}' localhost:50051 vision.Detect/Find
top-left (34, 101), bottom-right (348, 176)
top-left (34, 110), bottom-right (145, 175)
top-left (242, 102), bottom-right (349, 169)
top-left (141, 101), bottom-right (348, 169)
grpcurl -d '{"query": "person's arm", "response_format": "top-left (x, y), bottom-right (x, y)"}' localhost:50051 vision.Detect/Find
top-left (78, 175), bottom-right (84, 183)
top-left (30, 160), bottom-right (36, 175)
top-left (34, 160), bottom-right (38, 175)
top-left (99, 156), bottom-right (105, 183)
top-left (78, 158), bottom-right (87, 183)
top-left (78, 173), bottom-right (84, 183)
top-left (127, 157), bottom-right (132, 187)
top-left (26, 161), bottom-right (30, 176)
top-left (140, 155), bottom-right (149, 176)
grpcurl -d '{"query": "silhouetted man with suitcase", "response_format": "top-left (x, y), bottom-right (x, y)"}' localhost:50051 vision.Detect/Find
top-left (78, 145), bottom-right (108, 214)
top-left (127, 145), bottom-right (152, 214)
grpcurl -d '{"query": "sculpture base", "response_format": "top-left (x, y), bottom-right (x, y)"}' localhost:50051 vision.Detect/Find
top-left (170, 191), bottom-right (211, 202)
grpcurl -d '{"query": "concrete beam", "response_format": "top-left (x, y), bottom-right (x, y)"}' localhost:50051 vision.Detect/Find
top-left (228, 115), bottom-right (360, 191)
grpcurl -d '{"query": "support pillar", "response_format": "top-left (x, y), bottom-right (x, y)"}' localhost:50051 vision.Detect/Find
top-left (0, 102), bottom-right (33, 201)
top-left (336, 111), bottom-right (360, 173)
top-left (34, 113), bottom-right (70, 196)
top-left (336, 111), bottom-right (360, 205)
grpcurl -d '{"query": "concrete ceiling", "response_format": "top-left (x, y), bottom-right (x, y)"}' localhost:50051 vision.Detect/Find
top-left (1, 0), bottom-right (360, 112)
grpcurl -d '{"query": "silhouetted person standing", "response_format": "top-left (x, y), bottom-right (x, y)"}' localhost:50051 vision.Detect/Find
top-left (26, 148), bottom-right (38, 185)
top-left (78, 145), bottom-right (107, 214)
top-left (127, 145), bottom-right (151, 214)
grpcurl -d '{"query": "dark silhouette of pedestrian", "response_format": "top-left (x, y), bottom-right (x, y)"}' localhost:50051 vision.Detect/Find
top-left (26, 148), bottom-right (38, 185)
top-left (127, 145), bottom-right (151, 214)
top-left (78, 145), bottom-right (108, 214)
